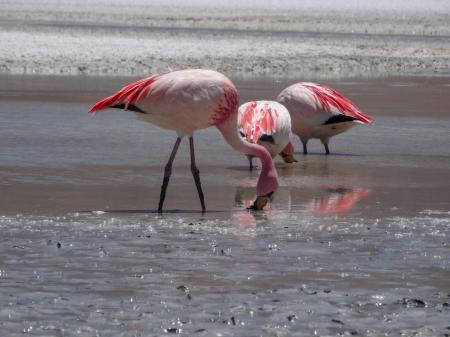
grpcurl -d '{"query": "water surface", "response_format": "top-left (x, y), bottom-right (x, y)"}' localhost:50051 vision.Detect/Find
top-left (0, 75), bottom-right (449, 336)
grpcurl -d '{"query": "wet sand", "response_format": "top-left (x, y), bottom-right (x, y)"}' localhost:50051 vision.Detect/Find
top-left (0, 75), bottom-right (449, 336)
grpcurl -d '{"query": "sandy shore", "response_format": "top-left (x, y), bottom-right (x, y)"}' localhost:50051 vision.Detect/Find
top-left (0, 0), bottom-right (449, 78)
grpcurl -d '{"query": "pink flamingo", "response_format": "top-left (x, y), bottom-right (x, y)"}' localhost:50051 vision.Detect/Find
top-left (238, 100), bottom-right (296, 170)
top-left (277, 83), bottom-right (373, 154)
top-left (89, 69), bottom-right (278, 212)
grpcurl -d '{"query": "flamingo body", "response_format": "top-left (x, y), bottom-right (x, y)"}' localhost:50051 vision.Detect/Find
top-left (89, 69), bottom-right (278, 211)
top-left (238, 100), bottom-right (292, 158)
top-left (90, 69), bottom-right (237, 136)
top-left (277, 82), bottom-right (373, 154)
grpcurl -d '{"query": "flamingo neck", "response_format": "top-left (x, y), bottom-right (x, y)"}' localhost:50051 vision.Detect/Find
top-left (216, 117), bottom-right (278, 196)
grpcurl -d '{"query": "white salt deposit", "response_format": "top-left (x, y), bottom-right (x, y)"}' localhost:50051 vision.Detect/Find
top-left (0, 0), bottom-right (449, 77)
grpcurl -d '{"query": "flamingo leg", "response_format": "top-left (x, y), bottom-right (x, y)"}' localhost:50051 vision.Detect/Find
top-left (247, 155), bottom-right (254, 171)
top-left (321, 139), bottom-right (330, 155)
top-left (301, 140), bottom-right (308, 155)
top-left (189, 136), bottom-right (206, 212)
top-left (158, 137), bottom-right (182, 213)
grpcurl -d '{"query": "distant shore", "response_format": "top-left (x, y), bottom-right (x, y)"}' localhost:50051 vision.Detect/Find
top-left (1, 0), bottom-right (449, 78)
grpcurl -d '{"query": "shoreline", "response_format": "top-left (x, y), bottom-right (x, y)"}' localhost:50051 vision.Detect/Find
top-left (1, 74), bottom-right (450, 116)
top-left (1, 1), bottom-right (449, 78)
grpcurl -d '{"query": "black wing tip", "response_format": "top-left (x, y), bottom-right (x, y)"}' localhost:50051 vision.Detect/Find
top-left (111, 103), bottom-right (147, 114)
top-left (258, 134), bottom-right (275, 143)
top-left (323, 114), bottom-right (357, 125)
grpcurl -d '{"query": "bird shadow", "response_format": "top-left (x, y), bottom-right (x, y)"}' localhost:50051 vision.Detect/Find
top-left (79, 209), bottom-right (226, 214)
top-left (295, 152), bottom-right (362, 157)
top-left (226, 165), bottom-right (256, 172)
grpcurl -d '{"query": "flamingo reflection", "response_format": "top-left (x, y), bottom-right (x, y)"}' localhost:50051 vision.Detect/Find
top-left (235, 185), bottom-right (371, 219)
top-left (309, 187), bottom-right (371, 215)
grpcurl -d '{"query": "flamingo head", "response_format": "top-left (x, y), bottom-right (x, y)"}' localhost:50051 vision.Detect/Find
top-left (249, 159), bottom-right (278, 210)
top-left (248, 191), bottom-right (274, 211)
top-left (281, 153), bottom-right (297, 163)
top-left (280, 141), bottom-right (297, 163)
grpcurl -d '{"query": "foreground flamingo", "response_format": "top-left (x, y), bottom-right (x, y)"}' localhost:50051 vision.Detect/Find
top-left (238, 100), bottom-right (296, 170)
top-left (277, 83), bottom-right (373, 154)
top-left (89, 69), bottom-right (278, 212)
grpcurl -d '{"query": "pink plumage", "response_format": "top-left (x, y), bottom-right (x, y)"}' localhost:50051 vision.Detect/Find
top-left (277, 82), bottom-right (373, 154)
top-left (89, 69), bottom-right (278, 211)
top-left (301, 83), bottom-right (372, 124)
top-left (239, 101), bottom-right (278, 142)
top-left (90, 74), bottom-right (164, 112)
top-left (238, 100), bottom-right (295, 170)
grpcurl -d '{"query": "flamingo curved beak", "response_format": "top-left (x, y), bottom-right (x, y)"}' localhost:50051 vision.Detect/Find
top-left (248, 191), bottom-right (274, 211)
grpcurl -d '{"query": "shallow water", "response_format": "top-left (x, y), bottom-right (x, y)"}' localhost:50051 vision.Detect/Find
top-left (0, 75), bottom-right (449, 336)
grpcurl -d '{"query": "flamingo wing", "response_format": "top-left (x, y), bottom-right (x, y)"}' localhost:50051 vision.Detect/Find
top-left (238, 101), bottom-right (279, 143)
top-left (89, 69), bottom-right (238, 132)
top-left (89, 72), bottom-right (167, 113)
top-left (300, 83), bottom-right (373, 124)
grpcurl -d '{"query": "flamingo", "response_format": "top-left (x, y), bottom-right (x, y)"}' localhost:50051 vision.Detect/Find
top-left (277, 82), bottom-right (373, 154)
top-left (238, 100), bottom-right (296, 170)
top-left (89, 69), bottom-right (278, 212)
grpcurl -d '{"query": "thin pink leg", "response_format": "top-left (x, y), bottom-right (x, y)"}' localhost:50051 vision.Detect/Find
top-left (158, 137), bottom-right (182, 213)
top-left (189, 136), bottom-right (206, 212)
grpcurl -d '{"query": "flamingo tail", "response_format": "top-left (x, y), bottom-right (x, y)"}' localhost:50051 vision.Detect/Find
top-left (89, 73), bottom-right (166, 114)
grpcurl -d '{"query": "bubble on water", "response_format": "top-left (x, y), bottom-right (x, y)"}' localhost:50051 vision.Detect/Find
top-left (268, 243), bottom-right (279, 251)
top-left (98, 246), bottom-right (107, 258)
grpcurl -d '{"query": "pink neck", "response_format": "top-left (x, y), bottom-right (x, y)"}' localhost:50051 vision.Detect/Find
top-left (216, 117), bottom-right (279, 196)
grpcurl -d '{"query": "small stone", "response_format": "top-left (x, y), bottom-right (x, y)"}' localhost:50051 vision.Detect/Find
top-left (332, 319), bottom-right (344, 325)
top-left (400, 298), bottom-right (426, 308)
top-left (165, 328), bottom-right (179, 333)
top-left (176, 285), bottom-right (189, 293)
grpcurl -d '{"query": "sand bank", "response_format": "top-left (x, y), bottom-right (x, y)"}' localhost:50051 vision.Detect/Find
top-left (0, 0), bottom-right (449, 77)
